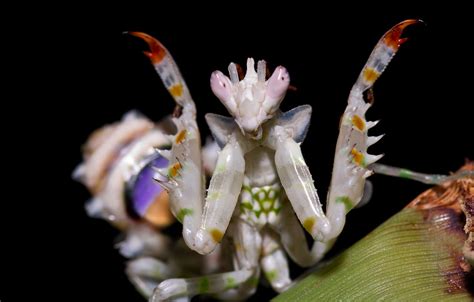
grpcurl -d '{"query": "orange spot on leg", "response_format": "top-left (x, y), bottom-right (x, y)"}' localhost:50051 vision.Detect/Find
top-left (363, 68), bottom-right (379, 84)
top-left (168, 162), bottom-right (182, 178)
top-left (235, 242), bottom-right (242, 252)
top-left (210, 229), bottom-right (224, 243)
top-left (351, 148), bottom-right (365, 167)
top-left (352, 115), bottom-right (366, 131)
top-left (303, 217), bottom-right (316, 234)
top-left (169, 84), bottom-right (183, 98)
top-left (175, 129), bottom-right (187, 144)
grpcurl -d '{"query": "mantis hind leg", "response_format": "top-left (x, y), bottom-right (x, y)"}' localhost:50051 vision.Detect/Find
top-left (125, 257), bottom-right (175, 298)
top-left (370, 163), bottom-right (473, 184)
top-left (260, 228), bottom-right (292, 293)
top-left (150, 219), bottom-right (260, 301)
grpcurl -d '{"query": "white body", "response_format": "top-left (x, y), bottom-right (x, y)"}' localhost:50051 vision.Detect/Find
top-left (127, 21), bottom-right (419, 301)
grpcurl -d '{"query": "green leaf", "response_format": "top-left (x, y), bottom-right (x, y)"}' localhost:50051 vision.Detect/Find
top-left (275, 207), bottom-right (472, 301)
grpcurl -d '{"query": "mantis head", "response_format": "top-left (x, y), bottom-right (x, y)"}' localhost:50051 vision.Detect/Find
top-left (210, 58), bottom-right (290, 139)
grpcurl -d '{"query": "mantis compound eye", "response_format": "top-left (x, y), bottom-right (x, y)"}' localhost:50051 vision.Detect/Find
top-left (210, 70), bottom-right (236, 113)
top-left (263, 66), bottom-right (290, 113)
top-left (125, 153), bottom-right (172, 227)
top-left (267, 66), bottom-right (290, 99)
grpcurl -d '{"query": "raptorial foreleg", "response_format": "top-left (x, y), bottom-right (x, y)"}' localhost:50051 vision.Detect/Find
top-left (325, 20), bottom-right (421, 238)
top-left (129, 32), bottom-right (205, 250)
top-left (130, 33), bottom-right (246, 255)
top-left (272, 20), bottom-right (420, 242)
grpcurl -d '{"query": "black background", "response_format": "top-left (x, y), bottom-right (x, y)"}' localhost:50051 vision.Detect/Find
top-left (3, 6), bottom-right (472, 302)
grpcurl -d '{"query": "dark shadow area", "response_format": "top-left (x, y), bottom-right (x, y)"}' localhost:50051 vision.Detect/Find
top-left (5, 6), bottom-right (472, 302)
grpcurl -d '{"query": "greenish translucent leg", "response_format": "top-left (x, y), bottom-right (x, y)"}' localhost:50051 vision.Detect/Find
top-left (213, 268), bottom-right (260, 301)
top-left (260, 229), bottom-right (292, 293)
top-left (125, 257), bottom-right (174, 298)
top-left (214, 220), bottom-right (261, 300)
top-left (150, 269), bottom-right (254, 301)
top-left (271, 200), bottom-right (335, 268)
top-left (151, 220), bottom-right (259, 301)
top-left (370, 163), bottom-right (473, 184)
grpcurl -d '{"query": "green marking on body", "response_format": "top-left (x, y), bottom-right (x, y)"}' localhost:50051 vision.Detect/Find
top-left (248, 276), bottom-right (259, 286)
top-left (262, 201), bottom-right (272, 211)
top-left (265, 270), bottom-right (278, 282)
top-left (303, 217), bottom-right (316, 233)
top-left (198, 277), bottom-right (210, 293)
top-left (207, 191), bottom-right (220, 201)
top-left (241, 201), bottom-right (253, 210)
top-left (240, 201), bottom-right (254, 214)
top-left (216, 163), bottom-right (226, 173)
top-left (225, 277), bottom-right (237, 290)
top-left (242, 185), bottom-right (252, 193)
top-left (336, 196), bottom-right (354, 213)
top-left (251, 187), bottom-right (282, 217)
top-left (268, 188), bottom-right (280, 199)
top-left (399, 169), bottom-right (413, 179)
top-left (176, 208), bottom-right (193, 224)
top-left (274, 206), bottom-right (282, 214)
